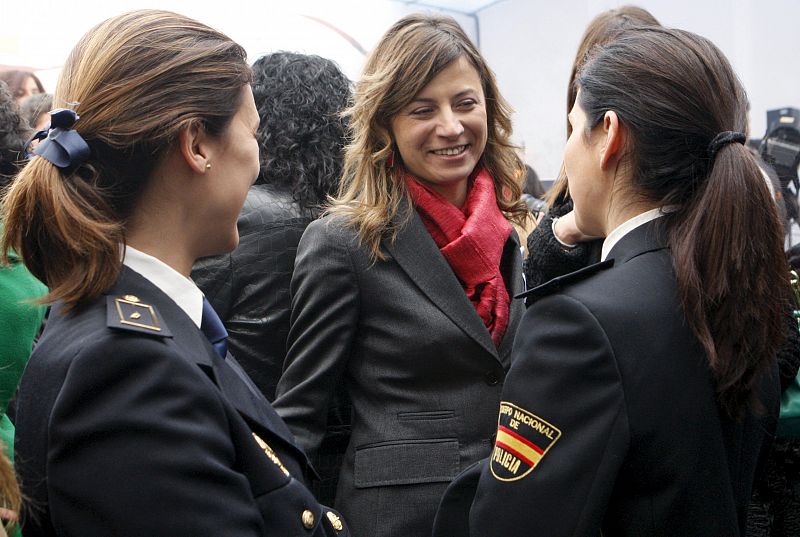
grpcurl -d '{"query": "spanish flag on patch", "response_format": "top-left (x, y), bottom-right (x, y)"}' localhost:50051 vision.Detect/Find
top-left (490, 402), bottom-right (561, 482)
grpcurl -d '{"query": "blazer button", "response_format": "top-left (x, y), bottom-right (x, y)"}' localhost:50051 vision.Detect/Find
top-left (485, 370), bottom-right (501, 385)
top-left (301, 509), bottom-right (316, 529)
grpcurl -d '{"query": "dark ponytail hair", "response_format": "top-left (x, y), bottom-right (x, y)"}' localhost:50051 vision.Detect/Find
top-left (578, 27), bottom-right (788, 416)
top-left (1, 10), bottom-right (251, 309)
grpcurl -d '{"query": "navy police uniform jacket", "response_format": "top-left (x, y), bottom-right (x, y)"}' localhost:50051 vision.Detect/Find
top-left (14, 266), bottom-right (348, 537)
top-left (433, 219), bottom-right (779, 537)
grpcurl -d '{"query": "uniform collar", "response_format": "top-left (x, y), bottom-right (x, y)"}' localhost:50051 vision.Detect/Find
top-left (122, 245), bottom-right (204, 328)
top-left (601, 207), bottom-right (672, 262)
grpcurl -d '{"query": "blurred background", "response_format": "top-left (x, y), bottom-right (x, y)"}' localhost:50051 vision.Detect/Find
top-left (1, 0), bottom-right (798, 181)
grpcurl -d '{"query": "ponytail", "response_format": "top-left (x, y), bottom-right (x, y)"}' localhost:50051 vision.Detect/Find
top-left (670, 142), bottom-right (788, 415)
top-left (577, 27), bottom-right (790, 417)
top-left (2, 157), bottom-right (123, 308)
top-left (2, 10), bottom-right (251, 308)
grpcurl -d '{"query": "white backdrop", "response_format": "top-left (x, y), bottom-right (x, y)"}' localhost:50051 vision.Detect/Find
top-left (480, 0), bottom-right (800, 178)
top-left (1, 0), bottom-right (797, 179)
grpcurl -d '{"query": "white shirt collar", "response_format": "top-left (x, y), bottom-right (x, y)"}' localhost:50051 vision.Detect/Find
top-left (122, 245), bottom-right (204, 328)
top-left (601, 207), bottom-right (670, 262)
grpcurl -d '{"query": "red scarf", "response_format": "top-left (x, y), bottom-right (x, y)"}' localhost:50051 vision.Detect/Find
top-left (406, 168), bottom-right (512, 347)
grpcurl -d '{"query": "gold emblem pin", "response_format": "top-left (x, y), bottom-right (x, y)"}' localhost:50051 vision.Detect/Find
top-left (326, 511), bottom-right (344, 532)
top-left (115, 297), bottom-right (161, 332)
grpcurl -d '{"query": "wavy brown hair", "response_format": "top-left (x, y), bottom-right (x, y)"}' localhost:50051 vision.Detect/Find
top-left (1, 10), bottom-right (251, 309)
top-left (578, 27), bottom-right (788, 416)
top-left (0, 444), bottom-right (20, 535)
top-left (547, 5), bottom-right (660, 206)
top-left (330, 13), bottom-right (527, 259)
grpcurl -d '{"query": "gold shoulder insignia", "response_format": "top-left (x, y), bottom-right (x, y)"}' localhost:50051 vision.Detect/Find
top-left (252, 432), bottom-right (290, 476)
top-left (490, 401), bottom-right (562, 482)
top-left (106, 295), bottom-right (173, 337)
top-left (326, 511), bottom-right (344, 532)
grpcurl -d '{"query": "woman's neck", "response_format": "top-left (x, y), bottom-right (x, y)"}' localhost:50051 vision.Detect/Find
top-left (604, 198), bottom-right (660, 236)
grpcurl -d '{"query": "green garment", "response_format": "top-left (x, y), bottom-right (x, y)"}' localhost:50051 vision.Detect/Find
top-left (0, 248), bottom-right (47, 461)
top-left (0, 244), bottom-right (46, 537)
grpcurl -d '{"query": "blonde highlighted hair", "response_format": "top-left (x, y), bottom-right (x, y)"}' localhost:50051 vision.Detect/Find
top-left (330, 13), bottom-right (528, 259)
top-left (0, 444), bottom-right (20, 535)
top-left (1, 10), bottom-right (251, 308)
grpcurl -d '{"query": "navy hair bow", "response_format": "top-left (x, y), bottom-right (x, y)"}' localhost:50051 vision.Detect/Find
top-left (27, 108), bottom-right (90, 171)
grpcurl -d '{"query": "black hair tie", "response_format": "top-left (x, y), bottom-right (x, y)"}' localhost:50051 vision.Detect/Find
top-left (707, 130), bottom-right (746, 162)
top-left (25, 108), bottom-right (90, 173)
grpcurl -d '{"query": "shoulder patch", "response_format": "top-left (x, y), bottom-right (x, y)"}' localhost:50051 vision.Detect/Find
top-left (106, 295), bottom-right (172, 337)
top-left (490, 402), bottom-right (561, 481)
top-left (516, 258), bottom-right (614, 305)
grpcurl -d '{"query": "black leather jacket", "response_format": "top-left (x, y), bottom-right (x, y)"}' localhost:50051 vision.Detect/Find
top-left (192, 184), bottom-right (313, 401)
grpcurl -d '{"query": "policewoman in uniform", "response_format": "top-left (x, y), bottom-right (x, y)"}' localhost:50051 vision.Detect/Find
top-left (2, 10), bottom-right (347, 537)
top-left (434, 27), bottom-right (788, 537)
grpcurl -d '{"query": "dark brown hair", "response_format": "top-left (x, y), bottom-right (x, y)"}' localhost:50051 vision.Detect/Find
top-left (548, 5), bottom-right (659, 205)
top-left (331, 13), bottom-right (527, 259)
top-left (1, 10), bottom-right (251, 308)
top-left (578, 27), bottom-right (788, 415)
top-left (0, 70), bottom-right (44, 101)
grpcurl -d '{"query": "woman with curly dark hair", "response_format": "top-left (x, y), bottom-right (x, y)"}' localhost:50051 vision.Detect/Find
top-left (0, 81), bottom-right (30, 183)
top-left (192, 52), bottom-right (350, 401)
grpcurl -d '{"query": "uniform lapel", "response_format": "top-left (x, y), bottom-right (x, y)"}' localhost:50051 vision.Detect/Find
top-left (112, 267), bottom-right (311, 468)
top-left (606, 218), bottom-right (669, 265)
top-left (383, 204), bottom-right (499, 360)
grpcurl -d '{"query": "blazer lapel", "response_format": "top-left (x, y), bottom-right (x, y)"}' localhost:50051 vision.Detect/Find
top-left (383, 205), bottom-right (499, 359)
top-left (497, 232), bottom-right (524, 363)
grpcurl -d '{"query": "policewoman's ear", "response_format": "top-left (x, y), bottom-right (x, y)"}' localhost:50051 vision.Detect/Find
top-left (599, 110), bottom-right (625, 171)
top-left (178, 120), bottom-right (213, 174)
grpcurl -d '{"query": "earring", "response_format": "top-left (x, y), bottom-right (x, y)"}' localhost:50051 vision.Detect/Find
top-left (206, 163), bottom-right (212, 170)
top-left (386, 151), bottom-right (394, 168)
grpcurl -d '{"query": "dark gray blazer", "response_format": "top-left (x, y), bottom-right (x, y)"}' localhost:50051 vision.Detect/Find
top-left (273, 205), bottom-right (524, 537)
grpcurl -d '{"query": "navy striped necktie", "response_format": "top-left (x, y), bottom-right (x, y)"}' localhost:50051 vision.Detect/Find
top-left (200, 297), bottom-right (228, 358)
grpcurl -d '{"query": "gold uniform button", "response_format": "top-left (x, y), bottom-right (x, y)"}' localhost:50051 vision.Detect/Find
top-left (123, 295), bottom-right (140, 302)
top-left (301, 509), bottom-right (315, 529)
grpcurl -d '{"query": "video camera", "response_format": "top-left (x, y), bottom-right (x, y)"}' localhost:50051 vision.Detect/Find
top-left (760, 108), bottom-right (800, 226)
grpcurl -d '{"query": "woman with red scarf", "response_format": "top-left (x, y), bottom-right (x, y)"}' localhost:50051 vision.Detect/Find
top-left (273, 13), bottom-right (529, 537)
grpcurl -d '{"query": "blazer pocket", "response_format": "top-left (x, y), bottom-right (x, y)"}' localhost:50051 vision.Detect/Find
top-left (397, 410), bottom-right (455, 421)
top-left (354, 438), bottom-right (459, 488)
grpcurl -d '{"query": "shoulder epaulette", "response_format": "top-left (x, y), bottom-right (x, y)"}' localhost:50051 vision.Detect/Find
top-left (515, 258), bottom-right (614, 304)
top-left (106, 294), bottom-right (173, 337)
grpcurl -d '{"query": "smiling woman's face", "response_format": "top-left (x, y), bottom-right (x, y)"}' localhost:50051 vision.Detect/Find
top-left (390, 56), bottom-right (487, 206)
